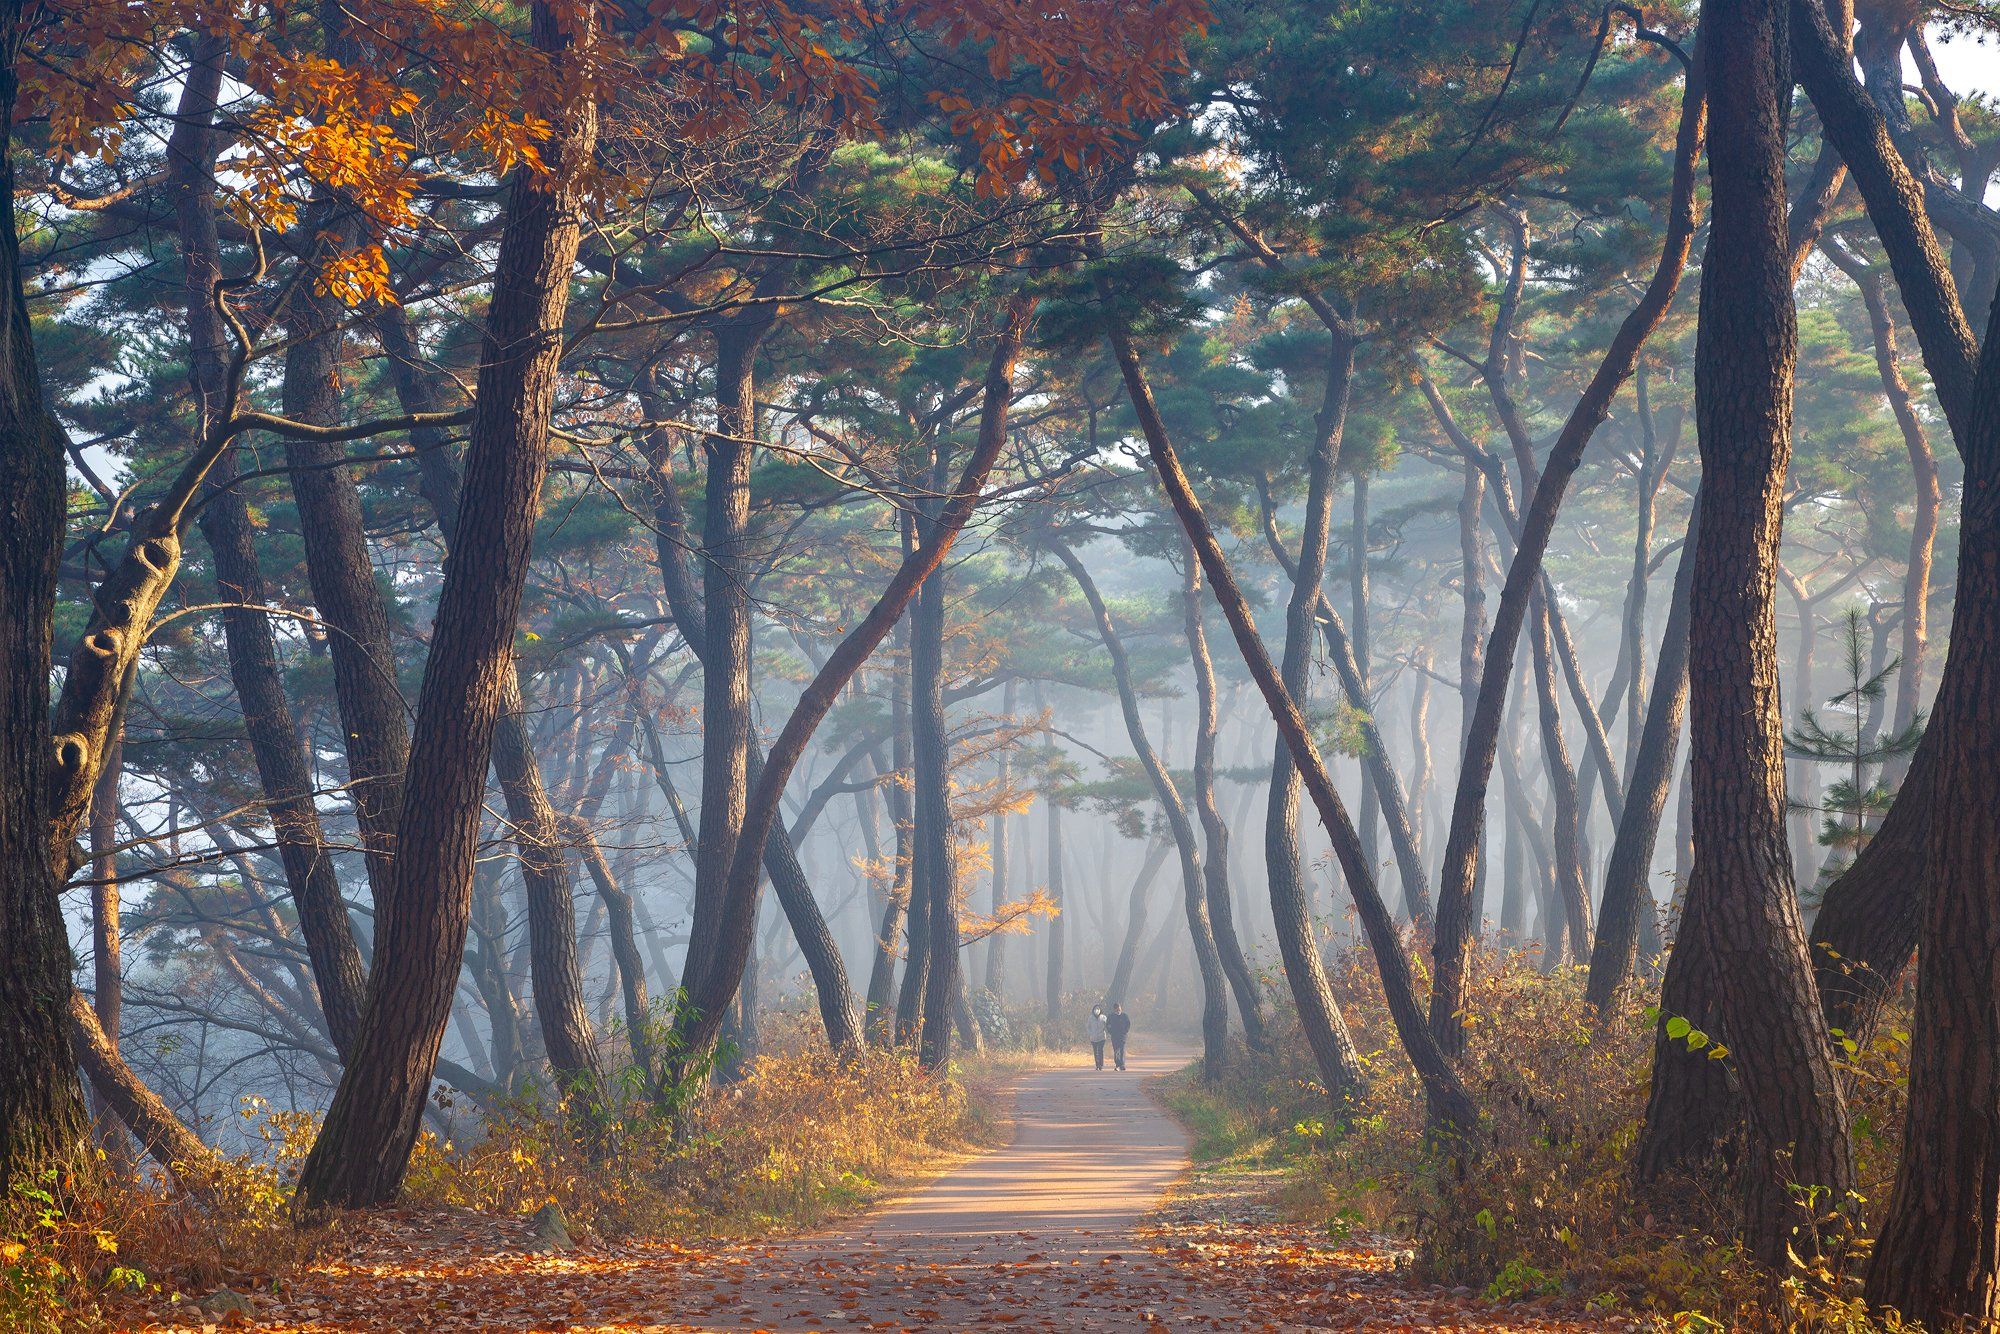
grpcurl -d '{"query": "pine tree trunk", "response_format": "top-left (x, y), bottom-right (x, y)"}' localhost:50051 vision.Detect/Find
top-left (0, 0), bottom-right (91, 1183)
top-left (1638, 0), bottom-right (1854, 1264)
top-left (1863, 231), bottom-right (2000, 1334)
top-left (1587, 509), bottom-right (1697, 1013)
top-left (1256, 340), bottom-right (1371, 1109)
top-left (1427, 59), bottom-right (1706, 1054)
top-left (293, 3), bottom-right (597, 1209)
top-left (1185, 539), bottom-right (1269, 1049)
top-left (913, 552), bottom-right (962, 1069)
top-left (1106, 315), bottom-right (1476, 1134)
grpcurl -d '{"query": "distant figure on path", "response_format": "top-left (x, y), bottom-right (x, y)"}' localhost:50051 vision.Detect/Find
top-left (1086, 1006), bottom-right (1108, 1070)
top-left (1107, 1003), bottom-right (1132, 1071)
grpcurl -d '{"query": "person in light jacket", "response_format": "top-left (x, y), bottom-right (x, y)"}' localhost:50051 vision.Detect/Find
top-left (1085, 1006), bottom-right (1108, 1070)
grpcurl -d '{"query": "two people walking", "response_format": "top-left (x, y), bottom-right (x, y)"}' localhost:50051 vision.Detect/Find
top-left (1086, 1003), bottom-right (1132, 1071)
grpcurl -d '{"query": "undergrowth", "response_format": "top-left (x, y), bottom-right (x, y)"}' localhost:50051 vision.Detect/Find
top-left (8, 1015), bottom-right (1023, 1329)
top-left (404, 1018), bottom-right (996, 1239)
top-left (1164, 937), bottom-right (1917, 1332)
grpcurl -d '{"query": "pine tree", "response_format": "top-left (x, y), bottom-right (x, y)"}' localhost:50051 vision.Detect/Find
top-left (1784, 607), bottom-right (1923, 904)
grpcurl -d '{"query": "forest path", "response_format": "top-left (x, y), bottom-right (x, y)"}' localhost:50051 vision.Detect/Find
top-left (139, 1045), bottom-right (1624, 1331)
top-left (679, 1041), bottom-right (1220, 1330)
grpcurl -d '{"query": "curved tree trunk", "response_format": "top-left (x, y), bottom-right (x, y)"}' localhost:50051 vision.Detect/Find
top-left (1637, 1), bottom-right (1854, 1265)
top-left (1253, 344), bottom-right (1371, 1110)
top-left (294, 4), bottom-right (597, 1210)
top-left (1528, 591), bottom-right (1590, 963)
top-left (1105, 838), bottom-right (1172, 1005)
top-left (1184, 539), bottom-right (1270, 1049)
top-left (1865, 274), bottom-right (2000, 1334)
top-left (668, 309), bottom-right (1029, 1067)
top-left (1105, 313), bottom-right (1477, 1135)
top-left (1427, 60), bottom-right (1706, 1055)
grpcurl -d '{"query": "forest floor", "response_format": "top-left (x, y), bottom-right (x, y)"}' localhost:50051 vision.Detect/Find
top-left (123, 1045), bottom-right (1630, 1332)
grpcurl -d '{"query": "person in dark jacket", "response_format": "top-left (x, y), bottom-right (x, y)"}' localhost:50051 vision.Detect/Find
top-left (1106, 1003), bottom-right (1132, 1071)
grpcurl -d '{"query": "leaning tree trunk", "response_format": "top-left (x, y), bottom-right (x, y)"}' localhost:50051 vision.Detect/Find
top-left (1055, 540), bottom-right (1230, 1080)
top-left (1427, 55), bottom-right (1706, 1055)
top-left (293, 2), bottom-right (597, 1211)
top-left (668, 309), bottom-right (1030, 1067)
top-left (1586, 507), bottom-right (1698, 1013)
top-left (1863, 221), bottom-right (2000, 1334)
top-left (174, 33), bottom-right (367, 1053)
top-left (1786, 0), bottom-right (1986, 1059)
top-left (1104, 313), bottom-right (1477, 1135)
top-left (1636, 0), bottom-right (1854, 1266)
top-left (1184, 539), bottom-right (1270, 1049)
top-left (1528, 590), bottom-right (1590, 963)
top-left (0, 0), bottom-right (91, 1185)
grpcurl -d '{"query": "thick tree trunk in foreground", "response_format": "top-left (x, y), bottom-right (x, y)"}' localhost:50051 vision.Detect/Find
top-left (1637, 0), bottom-right (1853, 1266)
top-left (0, 0), bottom-right (91, 1183)
top-left (1427, 57), bottom-right (1706, 1055)
top-left (294, 4), bottom-right (597, 1210)
top-left (1185, 541), bottom-right (1269, 1049)
top-left (1105, 316), bottom-right (1476, 1135)
top-left (1865, 246), bottom-right (2000, 1333)
top-left (1056, 540), bottom-right (1230, 1080)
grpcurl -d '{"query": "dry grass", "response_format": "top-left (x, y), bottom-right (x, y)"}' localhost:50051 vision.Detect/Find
top-left (1161, 938), bottom-right (1917, 1331)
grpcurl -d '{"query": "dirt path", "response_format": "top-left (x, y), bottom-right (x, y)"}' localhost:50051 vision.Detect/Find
top-left (137, 1045), bottom-right (1627, 1331)
top-left (682, 1042), bottom-right (1223, 1330)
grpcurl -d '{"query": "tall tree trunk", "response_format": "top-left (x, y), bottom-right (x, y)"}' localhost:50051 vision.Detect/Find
top-left (1104, 314), bottom-right (1476, 1134)
top-left (1637, 0), bottom-right (1854, 1265)
top-left (628, 379), bottom-right (858, 1051)
top-left (1586, 508), bottom-right (1697, 1013)
top-left (282, 271), bottom-right (412, 903)
top-left (1055, 540), bottom-right (1230, 1080)
top-left (1044, 788), bottom-right (1066, 1025)
top-left (1426, 58), bottom-right (1706, 1055)
top-left (1351, 474), bottom-right (1381, 883)
top-left (1105, 838), bottom-right (1172, 1005)
top-left (1823, 241), bottom-right (1941, 778)
top-left (984, 680), bottom-right (1016, 995)
top-left (667, 314), bottom-right (1030, 1066)
top-left (1255, 338), bottom-right (1371, 1109)
top-left (0, 0), bottom-right (91, 1187)
top-left (1789, 0), bottom-right (1983, 1057)
top-left (913, 531), bottom-right (962, 1069)
top-left (1185, 539), bottom-right (1270, 1049)
top-left (1864, 225), bottom-right (2000, 1334)
top-left (293, 3), bottom-right (597, 1209)
top-left (174, 34), bottom-right (368, 1053)
top-left (1528, 591), bottom-right (1590, 962)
